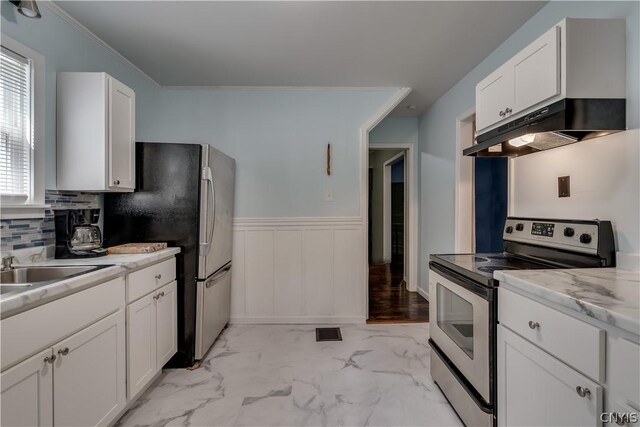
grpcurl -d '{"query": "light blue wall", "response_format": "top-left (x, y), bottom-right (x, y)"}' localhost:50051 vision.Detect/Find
top-left (418, 1), bottom-right (640, 294)
top-left (0, 2), bottom-right (159, 188)
top-left (141, 88), bottom-right (396, 218)
top-left (370, 117), bottom-right (419, 146)
top-left (1, 3), bottom-right (397, 219)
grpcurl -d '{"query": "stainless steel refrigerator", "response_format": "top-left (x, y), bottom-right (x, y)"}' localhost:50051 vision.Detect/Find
top-left (104, 142), bottom-right (235, 367)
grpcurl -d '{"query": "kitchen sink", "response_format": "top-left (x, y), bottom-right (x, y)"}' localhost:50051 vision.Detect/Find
top-left (0, 265), bottom-right (107, 296)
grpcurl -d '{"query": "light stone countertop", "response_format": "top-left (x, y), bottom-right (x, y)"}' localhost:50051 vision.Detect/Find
top-left (0, 248), bottom-right (180, 318)
top-left (495, 267), bottom-right (640, 336)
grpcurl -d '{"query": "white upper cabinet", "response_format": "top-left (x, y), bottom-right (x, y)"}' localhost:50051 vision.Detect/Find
top-left (476, 67), bottom-right (514, 131)
top-left (108, 77), bottom-right (136, 190)
top-left (57, 72), bottom-right (135, 192)
top-left (512, 26), bottom-right (560, 115)
top-left (476, 18), bottom-right (625, 134)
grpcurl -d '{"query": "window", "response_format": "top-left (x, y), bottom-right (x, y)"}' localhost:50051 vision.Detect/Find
top-left (1, 46), bottom-right (33, 204)
top-left (0, 35), bottom-right (44, 217)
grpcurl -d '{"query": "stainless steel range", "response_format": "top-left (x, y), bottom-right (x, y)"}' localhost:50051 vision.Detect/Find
top-left (428, 217), bottom-right (616, 426)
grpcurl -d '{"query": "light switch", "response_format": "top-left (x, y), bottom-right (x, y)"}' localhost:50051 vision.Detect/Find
top-left (324, 188), bottom-right (333, 202)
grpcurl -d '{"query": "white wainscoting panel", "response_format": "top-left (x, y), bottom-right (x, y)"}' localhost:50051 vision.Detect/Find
top-left (230, 218), bottom-right (365, 324)
top-left (274, 230), bottom-right (304, 316)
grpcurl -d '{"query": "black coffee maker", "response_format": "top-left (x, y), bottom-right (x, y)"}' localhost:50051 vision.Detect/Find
top-left (54, 209), bottom-right (107, 258)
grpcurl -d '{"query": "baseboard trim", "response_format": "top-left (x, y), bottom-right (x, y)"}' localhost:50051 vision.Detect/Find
top-left (230, 316), bottom-right (367, 325)
top-left (417, 286), bottom-right (430, 302)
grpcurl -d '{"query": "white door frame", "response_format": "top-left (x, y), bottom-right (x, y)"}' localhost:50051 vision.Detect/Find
top-left (359, 87), bottom-right (412, 319)
top-left (382, 150), bottom-right (405, 264)
top-left (370, 142), bottom-right (417, 292)
top-left (454, 108), bottom-right (476, 253)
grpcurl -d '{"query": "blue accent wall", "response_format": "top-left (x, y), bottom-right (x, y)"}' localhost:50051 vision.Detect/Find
top-left (474, 158), bottom-right (508, 253)
top-left (391, 159), bottom-right (404, 184)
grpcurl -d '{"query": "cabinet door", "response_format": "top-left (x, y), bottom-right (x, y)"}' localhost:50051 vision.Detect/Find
top-left (53, 310), bottom-right (126, 427)
top-left (498, 325), bottom-right (602, 427)
top-left (0, 348), bottom-right (53, 427)
top-left (475, 65), bottom-right (514, 132)
top-left (156, 281), bottom-right (178, 368)
top-left (107, 76), bottom-right (135, 191)
top-left (512, 25), bottom-right (561, 115)
top-left (127, 293), bottom-right (157, 399)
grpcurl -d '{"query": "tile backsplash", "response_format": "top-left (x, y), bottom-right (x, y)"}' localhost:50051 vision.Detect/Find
top-left (1, 190), bottom-right (100, 253)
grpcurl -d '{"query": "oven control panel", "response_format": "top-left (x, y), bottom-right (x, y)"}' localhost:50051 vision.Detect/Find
top-left (502, 218), bottom-right (608, 255)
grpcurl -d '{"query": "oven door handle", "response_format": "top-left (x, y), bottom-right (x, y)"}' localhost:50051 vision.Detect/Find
top-left (429, 262), bottom-right (493, 300)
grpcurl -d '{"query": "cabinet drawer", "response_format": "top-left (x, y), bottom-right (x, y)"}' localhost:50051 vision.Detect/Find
top-left (1, 277), bottom-right (125, 372)
top-left (127, 258), bottom-right (176, 303)
top-left (499, 288), bottom-right (605, 381)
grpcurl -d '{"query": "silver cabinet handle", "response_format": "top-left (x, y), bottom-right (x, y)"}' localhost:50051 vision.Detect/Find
top-left (155, 274), bottom-right (162, 280)
top-left (528, 321), bottom-right (540, 330)
top-left (44, 354), bottom-right (56, 364)
top-left (153, 292), bottom-right (165, 301)
top-left (113, 179), bottom-right (120, 185)
top-left (159, 291), bottom-right (165, 298)
top-left (576, 386), bottom-right (591, 399)
top-left (57, 347), bottom-right (69, 356)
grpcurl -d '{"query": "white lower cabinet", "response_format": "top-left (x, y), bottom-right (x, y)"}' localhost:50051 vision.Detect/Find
top-left (0, 311), bottom-right (126, 427)
top-left (53, 310), bottom-right (126, 426)
top-left (0, 256), bottom-right (178, 426)
top-left (0, 348), bottom-right (54, 427)
top-left (156, 281), bottom-right (178, 368)
top-left (127, 292), bottom-right (157, 398)
top-left (498, 325), bottom-right (603, 427)
top-left (127, 280), bottom-right (177, 399)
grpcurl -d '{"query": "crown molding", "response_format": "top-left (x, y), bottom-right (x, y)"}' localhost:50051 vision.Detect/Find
top-left (41, 0), bottom-right (161, 87)
top-left (160, 86), bottom-right (402, 91)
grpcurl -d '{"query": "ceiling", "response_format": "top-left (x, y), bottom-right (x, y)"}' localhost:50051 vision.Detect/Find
top-left (54, 1), bottom-right (547, 117)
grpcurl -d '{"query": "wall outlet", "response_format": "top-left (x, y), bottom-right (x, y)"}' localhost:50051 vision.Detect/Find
top-left (558, 176), bottom-right (570, 197)
top-left (324, 188), bottom-right (333, 202)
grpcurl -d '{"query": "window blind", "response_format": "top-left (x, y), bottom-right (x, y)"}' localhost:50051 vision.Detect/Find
top-left (0, 46), bottom-right (32, 203)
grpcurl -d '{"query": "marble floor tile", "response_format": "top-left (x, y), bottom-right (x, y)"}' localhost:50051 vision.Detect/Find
top-left (116, 323), bottom-right (462, 427)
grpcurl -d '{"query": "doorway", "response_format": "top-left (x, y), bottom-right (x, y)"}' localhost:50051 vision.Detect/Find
top-left (367, 147), bottom-right (427, 323)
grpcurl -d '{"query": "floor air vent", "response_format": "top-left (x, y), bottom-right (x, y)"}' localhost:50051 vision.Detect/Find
top-left (316, 327), bottom-right (342, 342)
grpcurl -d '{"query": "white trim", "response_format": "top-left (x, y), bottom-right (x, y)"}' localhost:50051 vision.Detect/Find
top-left (233, 217), bottom-right (362, 228)
top-left (0, 205), bottom-right (50, 220)
top-left (230, 316), bottom-right (366, 325)
top-left (416, 285), bottom-right (430, 302)
top-left (382, 150), bottom-right (405, 263)
top-left (40, 0), bottom-right (160, 88)
top-left (162, 86), bottom-right (402, 91)
top-left (454, 107), bottom-right (476, 253)
top-left (0, 35), bottom-right (46, 216)
top-left (369, 142), bottom-right (417, 293)
top-left (360, 88), bottom-right (412, 319)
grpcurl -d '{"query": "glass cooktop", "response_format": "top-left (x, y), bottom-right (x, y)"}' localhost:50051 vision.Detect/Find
top-left (432, 253), bottom-right (555, 281)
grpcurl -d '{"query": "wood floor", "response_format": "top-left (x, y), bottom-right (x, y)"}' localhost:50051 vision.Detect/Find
top-left (367, 262), bottom-right (429, 323)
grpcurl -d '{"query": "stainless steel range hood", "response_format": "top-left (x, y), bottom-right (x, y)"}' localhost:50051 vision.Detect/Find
top-left (464, 98), bottom-right (626, 157)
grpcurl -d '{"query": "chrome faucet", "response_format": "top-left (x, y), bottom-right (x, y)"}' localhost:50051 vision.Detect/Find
top-left (1, 255), bottom-right (16, 271)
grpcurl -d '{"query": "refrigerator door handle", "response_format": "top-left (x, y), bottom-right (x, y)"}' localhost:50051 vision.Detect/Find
top-left (205, 264), bottom-right (232, 288)
top-left (199, 167), bottom-right (215, 255)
